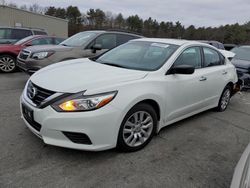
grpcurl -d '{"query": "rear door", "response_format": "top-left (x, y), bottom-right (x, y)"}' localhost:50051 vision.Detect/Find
top-left (199, 47), bottom-right (229, 105)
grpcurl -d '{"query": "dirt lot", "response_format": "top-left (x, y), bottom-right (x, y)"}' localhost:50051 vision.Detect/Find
top-left (0, 72), bottom-right (250, 188)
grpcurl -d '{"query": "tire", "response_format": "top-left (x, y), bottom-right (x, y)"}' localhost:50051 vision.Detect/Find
top-left (117, 103), bottom-right (157, 152)
top-left (216, 85), bottom-right (232, 112)
top-left (0, 55), bottom-right (17, 73)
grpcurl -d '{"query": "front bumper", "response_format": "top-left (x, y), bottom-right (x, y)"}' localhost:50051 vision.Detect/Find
top-left (20, 93), bottom-right (123, 151)
top-left (17, 57), bottom-right (54, 75)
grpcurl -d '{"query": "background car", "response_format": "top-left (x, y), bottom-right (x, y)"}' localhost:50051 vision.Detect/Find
top-left (230, 143), bottom-right (250, 188)
top-left (0, 27), bottom-right (47, 44)
top-left (0, 35), bottom-right (65, 73)
top-left (20, 39), bottom-right (238, 152)
top-left (199, 40), bottom-right (225, 50)
top-left (224, 44), bottom-right (237, 51)
top-left (17, 30), bottom-right (143, 75)
top-left (231, 46), bottom-right (250, 89)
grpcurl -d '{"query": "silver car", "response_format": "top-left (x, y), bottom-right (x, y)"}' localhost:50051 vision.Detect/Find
top-left (231, 143), bottom-right (250, 188)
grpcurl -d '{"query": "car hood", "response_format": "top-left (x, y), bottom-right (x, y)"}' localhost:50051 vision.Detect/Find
top-left (30, 58), bottom-right (148, 93)
top-left (232, 59), bottom-right (250, 70)
top-left (25, 44), bottom-right (73, 52)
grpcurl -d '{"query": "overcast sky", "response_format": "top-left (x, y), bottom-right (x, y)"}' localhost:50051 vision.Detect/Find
top-left (7, 0), bottom-right (250, 27)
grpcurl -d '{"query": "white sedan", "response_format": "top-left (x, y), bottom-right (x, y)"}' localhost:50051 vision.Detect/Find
top-left (20, 38), bottom-right (239, 151)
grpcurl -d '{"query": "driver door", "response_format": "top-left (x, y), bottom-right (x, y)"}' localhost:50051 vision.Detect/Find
top-left (164, 46), bottom-right (209, 122)
top-left (83, 34), bottom-right (117, 58)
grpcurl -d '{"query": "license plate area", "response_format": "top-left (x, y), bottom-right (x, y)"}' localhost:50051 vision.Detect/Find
top-left (22, 103), bottom-right (34, 123)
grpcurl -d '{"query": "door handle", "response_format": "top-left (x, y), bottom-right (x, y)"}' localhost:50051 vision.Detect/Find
top-left (222, 71), bottom-right (228, 75)
top-left (199, 76), bottom-right (207, 81)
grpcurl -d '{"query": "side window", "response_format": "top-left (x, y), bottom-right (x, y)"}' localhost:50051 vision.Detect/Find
top-left (31, 38), bottom-right (52, 45)
top-left (117, 34), bottom-right (138, 46)
top-left (11, 29), bottom-right (32, 39)
top-left (95, 34), bottom-right (117, 49)
top-left (174, 47), bottom-right (202, 68)
top-left (54, 38), bottom-right (65, 44)
top-left (203, 47), bottom-right (222, 67)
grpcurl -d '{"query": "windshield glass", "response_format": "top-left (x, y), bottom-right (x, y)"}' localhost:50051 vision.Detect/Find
top-left (60, 32), bottom-right (97, 47)
top-left (15, 36), bottom-right (35, 45)
top-left (96, 41), bottom-right (179, 71)
top-left (231, 46), bottom-right (250, 61)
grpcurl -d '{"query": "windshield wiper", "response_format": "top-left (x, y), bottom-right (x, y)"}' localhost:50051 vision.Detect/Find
top-left (102, 62), bottom-right (126, 68)
top-left (61, 44), bottom-right (68, 46)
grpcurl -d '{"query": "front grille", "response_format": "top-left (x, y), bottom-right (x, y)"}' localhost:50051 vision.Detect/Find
top-left (62, 132), bottom-right (92, 145)
top-left (27, 81), bottom-right (55, 106)
top-left (19, 50), bottom-right (31, 60)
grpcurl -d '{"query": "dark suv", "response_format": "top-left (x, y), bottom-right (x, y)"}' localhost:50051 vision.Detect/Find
top-left (0, 27), bottom-right (47, 44)
top-left (17, 30), bottom-right (143, 74)
top-left (198, 40), bottom-right (225, 50)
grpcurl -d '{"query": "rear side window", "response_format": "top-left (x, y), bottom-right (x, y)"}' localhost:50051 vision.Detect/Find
top-left (95, 34), bottom-right (117, 49)
top-left (33, 30), bottom-right (47, 35)
top-left (0, 28), bottom-right (11, 39)
top-left (203, 47), bottom-right (222, 67)
top-left (116, 34), bottom-right (138, 46)
top-left (11, 29), bottom-right (32, 39)
top-left (174, 47), bottom-right (202, 68)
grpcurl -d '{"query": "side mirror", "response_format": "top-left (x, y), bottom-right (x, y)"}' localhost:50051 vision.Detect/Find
top-left (167, 65), bottom-right (195, 75)
top-left (91, 44), bottom-right (102, 53)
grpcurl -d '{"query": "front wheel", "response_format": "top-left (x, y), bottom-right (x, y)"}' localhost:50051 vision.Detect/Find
top-left (216, 86), bottom-right (232, 112)
top-left (117, 103), bottom-right (157, 152)
top-left (0, 55), bottom-right (17, 73)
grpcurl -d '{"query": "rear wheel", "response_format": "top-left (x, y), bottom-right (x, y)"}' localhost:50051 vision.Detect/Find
top-left (0, 55), bottom-right (16, 73)
top-left (117, 103), bottom-right (157, 152)
top-left (216, 85), bottom-right (232, 112)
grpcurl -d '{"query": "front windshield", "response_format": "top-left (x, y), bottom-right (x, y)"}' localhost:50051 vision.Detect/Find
top-left (15, 36), bottom-right (34, 45)
top-left (96, 41), bottom-right (179, 71)
top-left (60, 32), bottom-right (97, 47)
top-left (231, 46), bottom-right (250, 61)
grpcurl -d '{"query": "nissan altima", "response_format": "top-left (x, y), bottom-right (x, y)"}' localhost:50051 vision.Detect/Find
top-left (20, 38), bottom-right (239, 152)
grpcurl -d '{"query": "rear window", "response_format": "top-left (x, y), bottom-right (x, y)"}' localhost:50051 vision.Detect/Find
top-left (33, 30), bottom-right (47, 35)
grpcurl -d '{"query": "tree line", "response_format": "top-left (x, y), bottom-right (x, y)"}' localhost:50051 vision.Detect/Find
top-left (2, 1), bottom-right (250, 44)
top-left (45, 6), bottom-right (250, 44)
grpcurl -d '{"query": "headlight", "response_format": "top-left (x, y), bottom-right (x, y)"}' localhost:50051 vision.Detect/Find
top-left (32, 51), bottom-right (54, 60)
top-left (51, 91), bottom-right (117, 112)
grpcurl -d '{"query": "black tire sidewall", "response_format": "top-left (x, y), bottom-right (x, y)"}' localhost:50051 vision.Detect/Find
top-left (0, 55), bottom-right (16, 73)
top-left (117, 103), bottom-right (157, 152)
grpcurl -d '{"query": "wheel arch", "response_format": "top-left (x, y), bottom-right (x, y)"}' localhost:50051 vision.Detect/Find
top-left (135, 99), bottom-right (161, 121)
top-left (0, 52), bottom-right (17, 59)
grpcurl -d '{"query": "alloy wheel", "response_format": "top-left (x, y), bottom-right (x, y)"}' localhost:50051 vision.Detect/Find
top-left (220, 89), bottom-right (231, 110)
top-left (122, 111), bottom-right (154, 147)
top-left (0, 56), bottom-right (16, 72)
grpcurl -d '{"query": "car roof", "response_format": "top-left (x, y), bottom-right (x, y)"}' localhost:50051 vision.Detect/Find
top-left (132, 38), bottom-right (204, 46)
top-left (83, 30), bottom-right (143, 38)
top-left (0, 27), bottom-right (45, 31)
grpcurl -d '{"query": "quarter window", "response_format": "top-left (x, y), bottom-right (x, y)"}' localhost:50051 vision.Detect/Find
top-left (174, 47), bottom-right (202, 68)
top-left (203, 48), bottom-right (222, 67)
